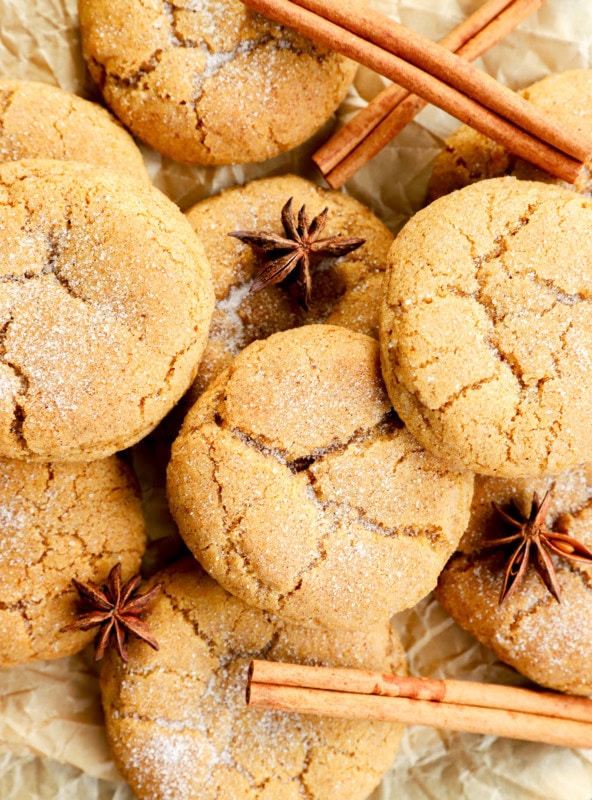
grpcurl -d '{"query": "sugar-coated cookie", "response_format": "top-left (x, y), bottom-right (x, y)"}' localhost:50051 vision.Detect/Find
top-left (380, 178), bottom-right (592, 478)
top-left (0, 158), bottom-right (214, 461)
top-left (101, 558), bottom-right (406, 800)
top-left (436, 466), bottom-right (592, 695)
top-left (0, 79), bottom-right (149, 182)
top-left (185, 174), bottom-right (393, 401)
top-left (79, 0), bottom-right (357, 165)
top-left (0, 457), bottom-right (145, 666)
top-left (167, 325), bottom-right (473, 629)
top-left (428, 70), bottom-right (592, 201)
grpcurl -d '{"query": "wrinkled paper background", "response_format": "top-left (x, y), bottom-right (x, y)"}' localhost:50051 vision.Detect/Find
top-left (1, 0), bottom-right (592, 797)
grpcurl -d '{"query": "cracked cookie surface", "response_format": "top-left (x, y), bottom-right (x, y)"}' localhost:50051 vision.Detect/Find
top-left (0, 456), bottom-right (145, 666)
top-left (184, 174), bottom-right (394, 403)
top-left (101, 558), bottom-right (406, 800)
top-left (380, 177), bottom-right (592, 478)
top-left (78, 0), bottom-right (357, 165)
top-left (167, 325), bottom-right (473, 629)
top-left (0, 79), bottom-right (149, 182)
top-left (0, 158), bottom-right (214, 460)
top-left (428, 70), bottom-right (592, 202)
top-left (436, 466), bottom-right (592, 695)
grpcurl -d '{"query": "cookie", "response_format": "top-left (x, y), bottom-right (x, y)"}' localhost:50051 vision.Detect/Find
top-left (0, 456), bottom-right (145, 666)
top-left (101, 558), bottom-right (406, 800)
top-left (0, 79), bottom-right (149, 182)
top-left (167, 325), bottom-right (474, 629)
top-left (79, 0), bottom-right (357, 166)
top-left (436, 466), bottom-right (592, 696)
top-left (185, 174), bottom-right (393, 402)
top-left (380, 177), bottom-right (592, 478)
top-left (428, 70), bottom-right (592, 202)
top-left (0, 158), bottom-right (214, 461)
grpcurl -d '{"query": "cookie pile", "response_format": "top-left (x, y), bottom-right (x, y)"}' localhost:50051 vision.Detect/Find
top-left (0, 16), bottom-right (419, 798)
top-left (0, 79), bottom-right (214, 672)
top-left (381, 91), bottom-right (592, 695)
top-left (5, 6), bottom-right (592, 795)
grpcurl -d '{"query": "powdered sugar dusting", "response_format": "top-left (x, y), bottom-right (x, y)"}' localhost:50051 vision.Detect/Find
top-left (210, 279), bottom-right (253, 355)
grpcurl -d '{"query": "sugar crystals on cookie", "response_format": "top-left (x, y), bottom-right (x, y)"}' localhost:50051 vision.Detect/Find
top-left (436, 466), bottom-right (592, 696)
top-left (380, 177), bottom-right (592, 478)
top-left (167, 324), bottom-right (474, 629)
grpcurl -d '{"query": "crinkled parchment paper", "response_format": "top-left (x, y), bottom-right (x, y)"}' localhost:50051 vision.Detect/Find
top-left (1, 0), bottom-right (592, 797)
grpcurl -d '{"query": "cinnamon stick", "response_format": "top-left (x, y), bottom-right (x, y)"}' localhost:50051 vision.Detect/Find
top-left (249, 660), bottom-right (592, 723)
top-left (242, 0), bottom-right (587, 185)
top-left (247, 682), bottom-right (592, 749)
top-left (315, 0), bottom-right (544, 187)
top-left (248, 661), bottom-right (592, 748)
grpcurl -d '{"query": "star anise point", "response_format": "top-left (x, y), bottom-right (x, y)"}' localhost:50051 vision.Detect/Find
top-left (63, 563), bottom-right (162, 662)
top-left (229, 196), bottom-right (366, 310)
top-left (485, 485), bottom-right (592, 605)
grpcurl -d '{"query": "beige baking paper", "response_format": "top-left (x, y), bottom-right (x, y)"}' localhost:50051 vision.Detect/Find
top-left (1, 0), bottom-right (592, 797)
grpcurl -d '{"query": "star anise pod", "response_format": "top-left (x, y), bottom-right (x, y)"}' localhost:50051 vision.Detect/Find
top-left (485, 487), bottom-right (592, 604)
top-left (228, 197), bottom-right (366, 309)
top-left (63, 563), bottom-right (162, 662)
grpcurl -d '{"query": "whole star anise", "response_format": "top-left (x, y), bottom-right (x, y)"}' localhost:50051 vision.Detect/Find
top-left (228, 197), bottom-right (366, 309)
top-left (63, 563), bottom-right (162, 661)
top-left (485, 487), bottom-right (592, 604)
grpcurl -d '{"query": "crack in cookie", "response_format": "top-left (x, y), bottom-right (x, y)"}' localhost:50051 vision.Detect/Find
top-left (380, 179), bottom-right (592, 477)
top-left (168, 325), bottom-right (473, 629)
top-left (78, 0), bottom-right (357, 165)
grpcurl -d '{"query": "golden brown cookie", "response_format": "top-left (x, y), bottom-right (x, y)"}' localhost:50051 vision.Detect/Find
top-left (185, 174), bottom-right (393, 402)
top-left (0, 79), bottom-right (149, 182)
top-left (428, 70), bottom-right (592, 202)
top-left (78, 0), bottom-right (357, 166)
top-left (436, 466), bottom-right (592, 696)
top-left (0, 158), bottom-right (214, 461)
top-left (0, 457), bottom-right (145, 666)
top-left (380, 177), bottom-right (592, 478)
top-left (167, 325), bottom-right (474, 629)
top-left (101, 558), bottom-right (406, 800)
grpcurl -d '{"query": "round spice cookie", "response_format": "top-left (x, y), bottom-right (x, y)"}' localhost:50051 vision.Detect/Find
top-left (167, 325), bottom-right (474, 629)
top-left (436, 466), bottom-right (592, 696)
top-left (0, 79), bottom-right (149, 182)
top-left (0, 158), bottom-right (214, 461)
top-left (428, 70), bottom-right (592, 202)
top-left (0, 456), bottom-right (145, 667)
top-left (101, 558), bottom-right (406, 800)
top-left (380, 177), bottom-right (592, 478)
top-left (78, 0), bottom-right (357, 166)
top-left (185, 174), bottom-right (393, 401)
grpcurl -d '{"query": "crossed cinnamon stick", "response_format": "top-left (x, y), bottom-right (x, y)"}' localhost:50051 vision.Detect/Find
top-left (242, 0), bottom-right (592, 189)
top-left (313, 0), bottom-right (544, 187)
